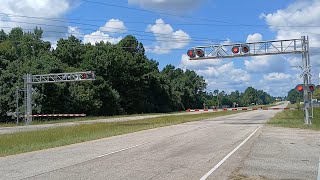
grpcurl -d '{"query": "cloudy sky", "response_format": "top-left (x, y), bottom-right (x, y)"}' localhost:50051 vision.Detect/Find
top-left (1, 0), bottom-right (320, 96)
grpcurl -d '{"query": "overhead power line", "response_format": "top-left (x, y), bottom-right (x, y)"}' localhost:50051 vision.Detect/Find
top-left (2, 12), bottom-right (320, 28)
top-left (1, 19), bottom-right (229, 43)
top-left (2, 18), bottom-right (320, 47)
top-left (81, 0), bottom-right (231, 24)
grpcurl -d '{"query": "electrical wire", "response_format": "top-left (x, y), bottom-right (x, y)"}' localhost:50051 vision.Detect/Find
top-left (2, 19), bottom-right (320, 46)
top-left (80, 0), bottom-right (231, 24)
top-left (0, 19), bottom-right (230, 43)
top-left (2, 12), bottom-right (320, 28)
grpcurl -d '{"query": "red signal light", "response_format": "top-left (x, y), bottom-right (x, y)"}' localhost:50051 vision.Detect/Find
top-left (232, 46), bottom-right (240, 54)
top-left (187, 49), bottom-right (195, 58)
top-left (309, 85), bottom-right (315, 92)
top-left (242, 44), bottom-right (249, 53)
top-left (295, 84), bottom-right (316, 93)
top-left (82, 73), bottom-right (87, 79)
top-left (195, 49), bottom-right (205, 57)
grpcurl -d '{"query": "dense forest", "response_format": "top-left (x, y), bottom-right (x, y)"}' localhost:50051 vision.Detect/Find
top-left (0, 27), bottom-right (274, 122)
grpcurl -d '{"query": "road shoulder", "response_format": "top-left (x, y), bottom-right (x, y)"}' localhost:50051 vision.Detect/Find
top-left (229, 126), bottom-right (320, 180)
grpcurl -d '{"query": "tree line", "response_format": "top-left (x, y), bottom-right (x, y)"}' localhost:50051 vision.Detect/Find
top-left (0, 27), bottom-right (274, 122)
top-left (203, 87), bottom-right (274, 109)
top-left (287, 86), bottom-right (320, 104)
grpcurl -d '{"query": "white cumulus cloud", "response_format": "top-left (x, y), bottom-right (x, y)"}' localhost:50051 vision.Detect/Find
top-left (82, 19), bottom-right (127, 45)
top-left (246, 33), bottom-right (263, 43)
top-left (68, 26), bottom-right (83, 39)
top-left (194, 62), bottom-right (251, 88)
top-left (147, 19), bottom-right (191, 54)
top-left (261, 0), bottom-right (320, 47)
top-left (0, 0), bottom-right (75, 43)
top-left (263, 73), bottom-right (291, 81)
top-left (0, 0), bottom-right (72, 18)
top-left (99, 19), bottom-right (127, 34)
top-left (244, 55), bottom-right (287, 73)
top-left (261, 0), bottom-right (320, 90)
top-left (83, 31), bottom-right (123, 45)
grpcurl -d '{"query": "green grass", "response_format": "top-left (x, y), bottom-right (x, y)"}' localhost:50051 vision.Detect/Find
top-left (0, 112), bottom-right (185, 127)
top-left (0, 111), bottom-right (239, 157)
top-left (267, 106), bottom-right (320, 131)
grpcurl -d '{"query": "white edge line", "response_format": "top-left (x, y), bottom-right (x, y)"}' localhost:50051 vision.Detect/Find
top-left (200, 126), bottom-right (262, 180)
top-left (317, 157), bottom-right (320, 180)
top-left (97, 143), bottom-right (146, 158)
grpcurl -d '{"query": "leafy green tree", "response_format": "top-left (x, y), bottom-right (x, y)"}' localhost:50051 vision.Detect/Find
top-left (313, 88), bottom-right (320, 100)
top-left (241, 87), bottom-right (257, 106)
top-left (54, 36), bottom-right (84, 67)
top-left (287, 88), bottom-right (303, 104)
top-left (0, 29), bottom-right (7, 41)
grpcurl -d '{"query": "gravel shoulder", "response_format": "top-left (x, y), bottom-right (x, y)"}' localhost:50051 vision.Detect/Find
top-left (225, 126), bottom-right (320, 180)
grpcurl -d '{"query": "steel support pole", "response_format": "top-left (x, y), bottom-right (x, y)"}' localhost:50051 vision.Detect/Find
top-left (15, 86), bottom-right (19, 124)
top-left (26, 74), bottom-right (32, 124)
top-left (24, 75), bottom-right (27, 124)
top-left (302, 36), bottom-right (312, 124)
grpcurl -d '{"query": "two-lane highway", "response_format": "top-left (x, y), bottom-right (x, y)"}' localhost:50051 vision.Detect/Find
top-left (2, 102), bottom-right (317, 180)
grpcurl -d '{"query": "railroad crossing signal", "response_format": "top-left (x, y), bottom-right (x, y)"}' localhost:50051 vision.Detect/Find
top-left (296, 84), bottom-right (304, 92)
top-left (195, 49), bottom-right (205, 57)
top-left (295, 84), bottom-right (315, 93)
top-left (187, 36), bottom-right (313, 125)
top-left (187, 49), bottom-right (195, 58)
top-left (187, 49), bottom-right (205, 58)
top-left (309, 84), bottom-right (315, 92)
top-left (231, 44), bottom-right (250, 54)
top-left (231, 46), bottom-right (239, 54)
top-left (80, 71), bottom-right (95, 80)
top-left (241, 44), bottom-right (250, 53)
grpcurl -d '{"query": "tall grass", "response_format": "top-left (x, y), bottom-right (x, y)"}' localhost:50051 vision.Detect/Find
top-left (267, 107), bottom-right (320, 131)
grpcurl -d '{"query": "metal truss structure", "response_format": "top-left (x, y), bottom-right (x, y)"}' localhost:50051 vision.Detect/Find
top-left (188, 36), bottom-right (312, 124)
top-left (189, 38), bottom-right (303, 60)
top-left (31, 71), bottom-right (95, 84)
top-left (24, 71), bottom-right (95, 124)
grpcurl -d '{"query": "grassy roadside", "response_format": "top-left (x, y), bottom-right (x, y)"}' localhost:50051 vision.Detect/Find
top-left (1, 102), bottom-right (282, 127)
top-left (0, 111), bottom-right (240, 157)
top-left (267, 104), bottom-right (320, 131)
top-left (0, 112), bottom-right (184, 127)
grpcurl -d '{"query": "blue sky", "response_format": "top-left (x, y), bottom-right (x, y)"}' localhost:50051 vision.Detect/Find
top-left (1, 0), bottom-right (320, 96)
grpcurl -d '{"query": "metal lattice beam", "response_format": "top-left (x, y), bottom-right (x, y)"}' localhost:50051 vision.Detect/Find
top-left (30, 71), bottom-right (95, 84)
top-left (189, 38), bottom-right (303, 60)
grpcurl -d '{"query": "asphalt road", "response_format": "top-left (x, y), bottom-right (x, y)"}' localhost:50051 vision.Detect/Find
top-left (0, 102), bottom-right (319, 180)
